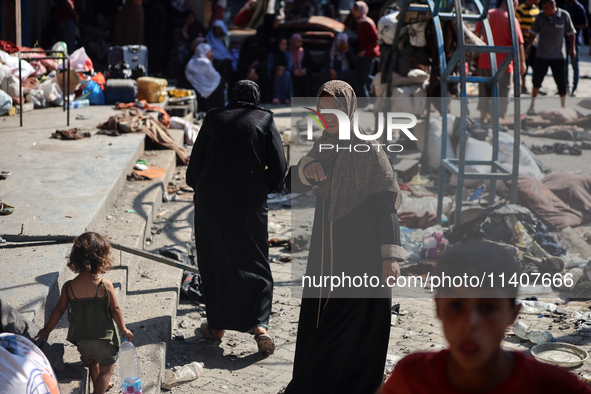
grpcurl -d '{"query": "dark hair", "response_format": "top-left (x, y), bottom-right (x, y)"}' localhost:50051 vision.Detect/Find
top-left (541, 0), bottom-right (556, 6)
top-left (434, 240), bottom-right (521, 299)
top-left (67, 232), bottom-right (113, 276)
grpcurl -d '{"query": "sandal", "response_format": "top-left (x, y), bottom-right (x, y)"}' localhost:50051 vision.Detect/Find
top-left (254, 333), bottom-right (276, 354)
top-left (200, 321), bottom-right (224, 340)
top-left (0, 202), bottom-right (14, 215)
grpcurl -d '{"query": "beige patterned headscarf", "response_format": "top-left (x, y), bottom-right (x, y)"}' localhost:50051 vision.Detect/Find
top-left (306, 80), bottom-right (401, 221)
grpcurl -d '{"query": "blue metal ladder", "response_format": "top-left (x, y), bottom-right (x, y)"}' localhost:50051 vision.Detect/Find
top-left (387, 0), bottom-right (521, 226)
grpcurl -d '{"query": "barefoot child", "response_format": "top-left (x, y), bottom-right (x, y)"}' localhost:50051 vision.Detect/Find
top-left (378, 241), bottom-right (591, 394)
top-left (36, 232), bottom-right (133, 394)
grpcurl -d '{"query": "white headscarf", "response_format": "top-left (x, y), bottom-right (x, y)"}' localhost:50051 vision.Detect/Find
top-left (185, 43), bottom-right (222, 99)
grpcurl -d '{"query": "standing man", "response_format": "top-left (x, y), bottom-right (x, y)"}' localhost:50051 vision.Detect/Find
top-left (516, 0), bottom-right (541, 93)
top-left (186, 80), bottom-right (286, 354)
top-left (526, 0), bottom-right (576, 114)
top-left (475, 0), bottom-right (526, 123)
top-left (564, 0), bottom-right (588, 96)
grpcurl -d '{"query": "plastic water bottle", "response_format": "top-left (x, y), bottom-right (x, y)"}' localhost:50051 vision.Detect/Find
top-left (119, 339), bottom-right (142, 393)
top-left (517, 300), bottom-right (557, 314)
top-left (513, 321), bottom-right (556, 344)
top-left (67, 99), bottom-right (90, 109)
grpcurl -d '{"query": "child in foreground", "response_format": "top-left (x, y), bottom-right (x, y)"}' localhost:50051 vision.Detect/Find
top-left (378, 241), bottom-right (591, 394)
top-left (36, 232), bottom-right (133, 394)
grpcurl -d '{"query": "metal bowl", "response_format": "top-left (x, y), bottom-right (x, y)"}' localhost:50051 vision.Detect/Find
top-left (531, 342), bottom-right (589, 368)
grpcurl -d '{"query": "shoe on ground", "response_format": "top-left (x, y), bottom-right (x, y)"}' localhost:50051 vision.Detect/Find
top-left (521, 86), bottom-right (529, 94)
top-left (538, 88), bottom-right (548, 96)
top-left (570, 90), bottom-right (577, 97)
top-left (526, 107), bottom-right (537, 116)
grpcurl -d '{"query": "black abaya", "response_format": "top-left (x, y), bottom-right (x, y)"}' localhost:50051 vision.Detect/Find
top-left (186, 103), bottom-right (286, 332)
top-left (284, 161), bottom-right (402, 394)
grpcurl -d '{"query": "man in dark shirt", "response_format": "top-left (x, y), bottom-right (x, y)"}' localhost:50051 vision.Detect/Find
top-left (564, 0), bottom-right (588, 95)
top-left (526, 0), bottom-right (576, 113)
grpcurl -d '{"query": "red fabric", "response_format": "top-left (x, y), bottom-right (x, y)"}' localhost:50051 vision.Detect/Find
top-left (475, 8), bottom-right (524, 73)
top-left (0, 40), bottom-right (19, 54)
top-left (382, 350), bottom-right (591, 394)
top-left (233, 8), bottom-right (255, 27)
top-left (356, 21), bottom-right (380, 58)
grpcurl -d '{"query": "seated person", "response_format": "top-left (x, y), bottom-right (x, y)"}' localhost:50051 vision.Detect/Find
top-left (185, 43), bottom-right (226, 113)
top-left (268, 38), bottom-right (293, 104)
top-left (378, 241), bottom-right (591, 394)
top-left (289, 34), bottom-right (313, 97)
top-left (323, 33), bottom-right (359, 91)
top-left (206, 19), bottom-right (237, 90)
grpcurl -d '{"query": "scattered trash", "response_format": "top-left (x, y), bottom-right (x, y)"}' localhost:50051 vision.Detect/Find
top-left (134, 163), bottom-right (149, 171)
top-left (420, 232), bottom-right (446, 259)
top-left (513, 321), bottom-right (556, 344)
top-left (51, 128), bottom-right (91, 140)
top-left (161, 362), bottom-right (204, 390)
top-left (517, 300), bottom-right (557, 314)
top-left (0, 202), bottom-right (14, 215)
top-left (0, 171), bottom-right (11, 180)
top-left (157, 209), bottom-right (170, 217)
top-left (180, 272), bottom-right (205, 305)
top-left (125, 209), bottom-right (136, 213)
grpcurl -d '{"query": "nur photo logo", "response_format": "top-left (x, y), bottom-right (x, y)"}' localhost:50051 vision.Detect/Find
top-left (304, 107), bottom-right (419, 153)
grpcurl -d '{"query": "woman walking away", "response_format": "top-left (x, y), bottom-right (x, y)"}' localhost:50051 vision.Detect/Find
top-left (285, 80), bottom-right (404, 393)
top-left (186, 80), bottom-right (287, 353)
top-left (36, 232), bottom-right (134, 394)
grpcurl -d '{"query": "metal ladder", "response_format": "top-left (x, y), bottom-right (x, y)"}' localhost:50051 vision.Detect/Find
top-left (386, 0), bottom-right (521, 226)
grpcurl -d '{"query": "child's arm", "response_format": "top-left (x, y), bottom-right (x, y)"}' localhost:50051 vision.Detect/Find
top-left (104, 279), bottom-right (134, 340)
top-left (35, 283), bottom-right (69, 341)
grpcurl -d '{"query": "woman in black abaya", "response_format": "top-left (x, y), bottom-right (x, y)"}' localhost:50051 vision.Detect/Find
top-left (285, 80), bottom-right (404, 393)
top-left (186, 80), bottom-right (287, 353)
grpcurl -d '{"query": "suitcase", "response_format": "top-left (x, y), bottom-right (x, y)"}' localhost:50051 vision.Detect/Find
top-left (108, 45), bottom-right (149, 74)
top-left (104, 79), bottom-right (137, 105)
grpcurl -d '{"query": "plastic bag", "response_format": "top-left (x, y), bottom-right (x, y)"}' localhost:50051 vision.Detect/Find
top-left (0, 90), bottom-right (12, 115)
top-left (0, 50), bottom-right (35, 79)
top-left (26, 89), bottom-right (46, 109)
top-left (40, 78), bottom-right (63, 106)
top-left (377, 10), bottom-right (400, 45)
top-left (0, 333), bottom-right (59, 393)
top-left (81, 80), bottom-right (105, 105)
top-left (68, 47), bottom-right (94, 72)
top-left (52, 41), bottom-right (68, 56)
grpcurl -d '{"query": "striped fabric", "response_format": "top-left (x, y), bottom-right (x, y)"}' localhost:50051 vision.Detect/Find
top-left (516, 3), bottom-right (540, 38)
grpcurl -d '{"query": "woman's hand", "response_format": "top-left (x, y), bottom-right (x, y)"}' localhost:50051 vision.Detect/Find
top-left (303, 162), bottom-right (326, 182)
top-left (382, 260), bottom-right (401, 287)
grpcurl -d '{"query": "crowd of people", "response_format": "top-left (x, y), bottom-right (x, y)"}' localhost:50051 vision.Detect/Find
top-left (180, 1), bottom-right (380, 110)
